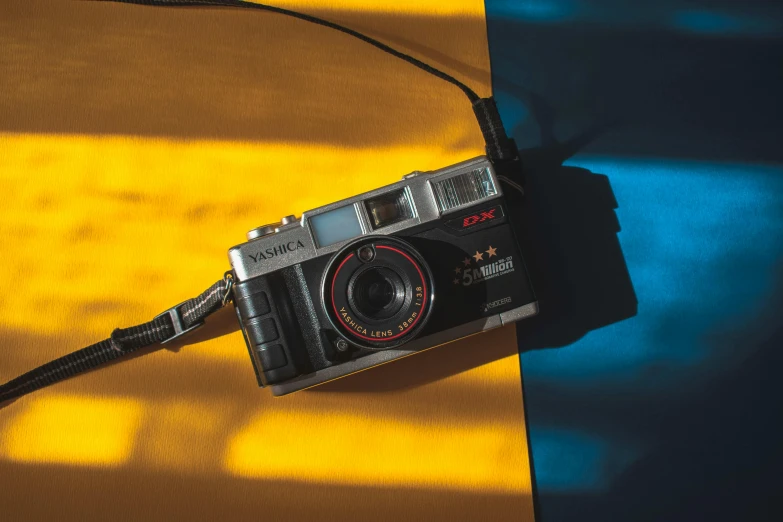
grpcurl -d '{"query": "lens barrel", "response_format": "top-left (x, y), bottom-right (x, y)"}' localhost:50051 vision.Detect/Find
top-left (323, 236), bottom-right (434, 350)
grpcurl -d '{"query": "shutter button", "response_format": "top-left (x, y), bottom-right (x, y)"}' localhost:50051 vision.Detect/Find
top-left (247, 223), bottom-right (280, 241)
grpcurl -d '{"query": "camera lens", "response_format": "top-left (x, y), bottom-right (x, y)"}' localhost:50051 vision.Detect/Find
top-left (323, 236), bottom-right (434, 350)
top-left (350, 267), bottom-right (405, 321)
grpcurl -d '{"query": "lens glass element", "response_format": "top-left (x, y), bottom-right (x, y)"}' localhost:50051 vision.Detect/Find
top-left (350, 267), bottom-right (405, 321)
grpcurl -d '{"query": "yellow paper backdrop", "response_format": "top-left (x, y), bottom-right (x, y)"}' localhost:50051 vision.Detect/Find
top-left (0, 1), bottom-right (535, 520)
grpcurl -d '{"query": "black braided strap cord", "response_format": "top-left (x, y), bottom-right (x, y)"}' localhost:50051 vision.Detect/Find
top-left (179, 278), bottom-right (228, 324)
top-left (472, 97), bottom-right (518, 163)
top-left (0, 278), bottom-right (229, 404)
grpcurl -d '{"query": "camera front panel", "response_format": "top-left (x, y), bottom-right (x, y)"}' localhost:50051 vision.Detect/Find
top-left (263, 198), bottom-right (537, 393)
top-left (402, 200), bottom-right (536, 336)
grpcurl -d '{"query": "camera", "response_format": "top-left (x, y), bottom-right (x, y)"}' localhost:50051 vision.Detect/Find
top-left (229, 156), bottom-right (538, 395)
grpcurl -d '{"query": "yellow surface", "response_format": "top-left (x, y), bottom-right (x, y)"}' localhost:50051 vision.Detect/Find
top-left (3, 395), bottom-right (144, 467)
top-left (0, 1), bottom-right (535, 520)
top-left (248, 0), bottom-right (486, 15)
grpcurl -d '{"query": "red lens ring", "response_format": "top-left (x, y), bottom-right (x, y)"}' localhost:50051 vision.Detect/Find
top-left (330, 245), bottom-right (428, 342)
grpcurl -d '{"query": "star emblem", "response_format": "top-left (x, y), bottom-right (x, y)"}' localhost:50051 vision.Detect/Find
top-left (462, 257), bottom-right (472, 267)
top-left (453, 278), bottom-right (460, 285)
top-left (473, 251), bottom-right (484, 262)
top-left (454, 266), bottom-right (461, 274)
top-left (486, 245), bottom-right (497, 257)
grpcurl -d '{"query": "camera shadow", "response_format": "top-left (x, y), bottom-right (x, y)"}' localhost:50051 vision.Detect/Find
top-left (512, 131), bottom-right (638, 351)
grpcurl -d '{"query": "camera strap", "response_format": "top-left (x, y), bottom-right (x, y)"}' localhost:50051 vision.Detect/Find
top-left (1, 0), bottom-right (521, 405)
top-left (0, 276), bottom-right (233, 404)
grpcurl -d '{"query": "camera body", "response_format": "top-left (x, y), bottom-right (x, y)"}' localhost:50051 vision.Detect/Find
top-left (228, 156), bottom-right (538, 395)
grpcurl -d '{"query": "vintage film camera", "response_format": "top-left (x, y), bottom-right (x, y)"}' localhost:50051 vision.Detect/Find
top-left (0, 3), bottom-right (544, 406)
top-left (230, 156), bottom-right (538, 395)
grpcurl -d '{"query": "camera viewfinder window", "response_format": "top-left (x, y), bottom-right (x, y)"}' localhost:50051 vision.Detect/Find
top-left (365, 188), bottom-right (414, 229)
top-left (310, 204), bottom-right (364, 247)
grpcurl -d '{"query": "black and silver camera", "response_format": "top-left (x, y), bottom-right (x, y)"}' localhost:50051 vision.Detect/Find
top-left (229, 156), bottom-right (538, 395)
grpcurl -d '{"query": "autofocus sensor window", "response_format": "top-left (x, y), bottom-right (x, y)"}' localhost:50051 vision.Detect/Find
top-left (323, 236), bottom-right (434, 350)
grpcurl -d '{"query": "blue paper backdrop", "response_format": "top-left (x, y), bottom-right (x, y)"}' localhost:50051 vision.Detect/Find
top-left (484, 1), bottom-right (783, 520)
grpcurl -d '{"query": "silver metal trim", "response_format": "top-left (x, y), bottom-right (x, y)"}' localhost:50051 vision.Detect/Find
top-left (270, 301), bottom-right (538, 396)
top-left (228, 156), bottom-right (503, 282)
top-left (499, 302), bottom-right (539, 324)
top-left (353, 201), bottom-right (373, 235)
top-left (247, 223), bottom-right (279, 241)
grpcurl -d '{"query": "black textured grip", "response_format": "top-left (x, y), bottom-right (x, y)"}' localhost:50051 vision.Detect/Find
top-left (233, 275), bottom-right (301, 385)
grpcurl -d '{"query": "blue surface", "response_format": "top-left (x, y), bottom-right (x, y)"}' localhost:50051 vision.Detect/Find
top-left (484, 1), bottom-right (783, 520)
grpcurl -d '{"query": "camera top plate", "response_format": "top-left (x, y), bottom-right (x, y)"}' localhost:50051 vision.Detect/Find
top-left (229, 155), bottom-right (504, 282)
